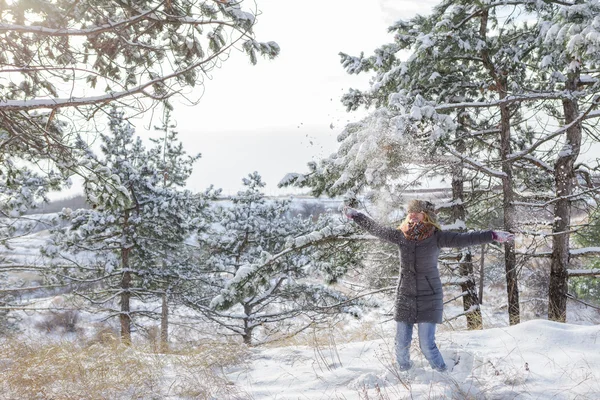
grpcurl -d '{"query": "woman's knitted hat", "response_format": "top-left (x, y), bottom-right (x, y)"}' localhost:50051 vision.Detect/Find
top-left (407, 199), bottom-right (436, 214)
top-left (406, 199), bottom-right (438, 224)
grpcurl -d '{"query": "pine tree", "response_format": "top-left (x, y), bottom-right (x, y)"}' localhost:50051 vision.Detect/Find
top-left (529, 1), bottom-right (600, 322)
top-left (45, 107), bottom-right (213, 343)
top-left (185, 172), bottom-right (363, 345)
top-left (147, 107), bottom-right (214, 351)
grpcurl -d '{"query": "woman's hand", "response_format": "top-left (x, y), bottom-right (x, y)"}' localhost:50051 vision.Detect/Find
top-left (343, 206), bottom-right (360, 219)
top-left (492, 231), bottom-right (515, 243)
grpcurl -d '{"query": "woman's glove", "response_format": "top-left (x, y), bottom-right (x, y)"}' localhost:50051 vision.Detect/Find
top-left (492, 231), bottom-right (515, 243)
top-left (343, 206), bottom-right (360, 219)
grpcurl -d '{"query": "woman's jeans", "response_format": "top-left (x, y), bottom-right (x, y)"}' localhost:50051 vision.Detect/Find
top-left (395, 321), bottom-right (447, 372)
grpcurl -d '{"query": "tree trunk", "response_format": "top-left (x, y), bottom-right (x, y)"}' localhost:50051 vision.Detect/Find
top-left (458, 251), bottom-right (481, 329)
top-left (479, 244), bottom-right (486, 304)
top-left (120, 210), bottom-right (132, 344)
top-left (160, 291), bottom-right (169, 353)
top-left (242, 303), bottom-right (253, 345)
top-left (452, 116), bottom-right (482, 329)
top-left (549, 70), bottom-right (581, 322)
top-left (480, 9), bottom-right (520, 325)
top-left (120, 267), bottom-right (132, 344)
top-left (499, 90), bottom-right (520, 326)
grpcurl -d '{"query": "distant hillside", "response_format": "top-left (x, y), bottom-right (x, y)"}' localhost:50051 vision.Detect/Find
top-left (28, 194), bottom-right (89, 215)
top-left (28, 194), bottom-right (343, 219)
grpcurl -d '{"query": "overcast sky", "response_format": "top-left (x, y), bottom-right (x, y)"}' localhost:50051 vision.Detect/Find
top-left (138, 0), bottom-right (439, 196)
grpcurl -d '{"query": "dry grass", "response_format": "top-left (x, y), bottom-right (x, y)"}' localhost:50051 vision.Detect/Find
top-left (167, 343), bottom-right (250, 399)
top-left (264, 316), bottom-right (390, 350)
top-left (0, 336), bottom-right (251, 400)
top-left (0, 339), bottom-right (160, 399)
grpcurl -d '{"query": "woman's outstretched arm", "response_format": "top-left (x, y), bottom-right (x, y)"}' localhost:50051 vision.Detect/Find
top-left (344, 207), bottom-right (404, 244)
top-left (437, 230), bottom-right (514, 248)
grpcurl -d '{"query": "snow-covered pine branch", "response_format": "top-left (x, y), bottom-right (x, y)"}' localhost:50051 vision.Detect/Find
top-left (435, 91), bottom-right (587, 112)
top-left (518, 247), bottom-right (600, 258)
top-left (442, 145), bottom-right (506, 178)
top-left (0, 45), bottom-right (236, 111)
top-left (508, 96), bottom-right (600, 162)
top-left (0, 8), bottom-right (159, 37)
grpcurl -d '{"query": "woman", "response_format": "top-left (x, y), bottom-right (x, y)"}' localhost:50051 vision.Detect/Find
top-left (344, 200), bottom-right (514, 372)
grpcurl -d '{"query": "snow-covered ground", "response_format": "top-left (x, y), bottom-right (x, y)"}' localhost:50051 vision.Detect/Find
top-left (229, 319), bottom-right (600, 399)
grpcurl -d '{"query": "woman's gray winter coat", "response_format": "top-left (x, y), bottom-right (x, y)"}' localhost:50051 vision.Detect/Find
top-left (353, 213), bottom-right (494, 324)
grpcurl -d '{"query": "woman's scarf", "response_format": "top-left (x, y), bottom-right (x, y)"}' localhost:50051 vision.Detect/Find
top-left (400, 220), bottom-right (436, 241)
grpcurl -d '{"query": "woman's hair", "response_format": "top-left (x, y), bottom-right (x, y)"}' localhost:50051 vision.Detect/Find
top-left (423, 212), bottom-right (442, 230)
